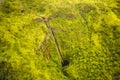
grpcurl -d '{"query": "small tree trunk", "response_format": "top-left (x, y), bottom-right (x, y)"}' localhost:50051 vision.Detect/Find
top-left (44, 20), bottom-right (64, 63)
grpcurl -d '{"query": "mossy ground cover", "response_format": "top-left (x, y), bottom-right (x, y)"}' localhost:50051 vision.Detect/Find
top-left (0, 0), bottom-right (120, 80)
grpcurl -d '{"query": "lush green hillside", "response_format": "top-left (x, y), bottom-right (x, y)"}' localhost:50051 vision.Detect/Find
top-left (0, 0), bottom-right (120, 80)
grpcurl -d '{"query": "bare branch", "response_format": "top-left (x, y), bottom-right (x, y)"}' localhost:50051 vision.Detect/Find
top-left (35, 13), bottom-right (75, 22)
top-left (35, 18), bottom-right (44, 22)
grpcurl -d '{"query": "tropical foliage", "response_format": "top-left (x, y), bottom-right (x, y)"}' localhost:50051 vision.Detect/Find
top-left (0, 0), bottom-right (120, 80)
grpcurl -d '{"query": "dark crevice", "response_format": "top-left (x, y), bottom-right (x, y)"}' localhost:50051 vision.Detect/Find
top-left (62, 59), bottom-right (69, 67)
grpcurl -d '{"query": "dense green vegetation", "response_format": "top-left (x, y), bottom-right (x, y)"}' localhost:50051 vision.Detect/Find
top-left (0, 0), bottom-right (120, 80)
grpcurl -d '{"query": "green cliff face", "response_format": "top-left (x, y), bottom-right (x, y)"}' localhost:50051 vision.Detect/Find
top-left (0, 0), bottom-right (120, 80)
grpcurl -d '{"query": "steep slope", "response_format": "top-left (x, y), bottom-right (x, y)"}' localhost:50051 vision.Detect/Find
top-left (0, 0), bottom-right (120, 80)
